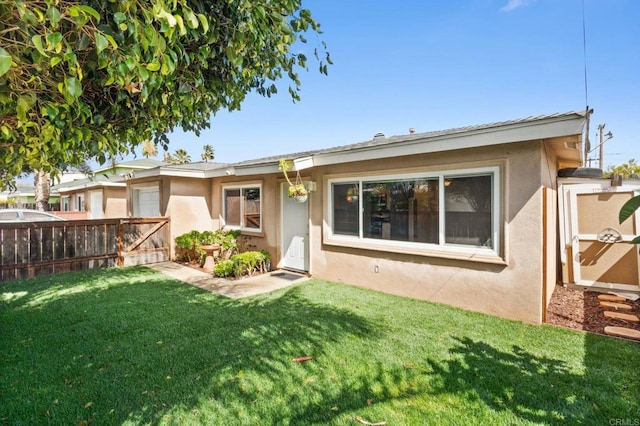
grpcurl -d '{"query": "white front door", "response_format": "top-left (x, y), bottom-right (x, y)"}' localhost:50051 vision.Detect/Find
top-left (281, 183), bottom-right (309, 272)
top-left (89, 191), bottom-right (103, 219)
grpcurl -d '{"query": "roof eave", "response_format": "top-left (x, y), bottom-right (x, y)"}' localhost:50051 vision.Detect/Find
top-left (57, 181), bottom-right (126, 193)
top-left (314, 113), bottom-right (586, 167)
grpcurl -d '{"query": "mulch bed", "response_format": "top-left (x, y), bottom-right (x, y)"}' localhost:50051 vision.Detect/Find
top-left (546, 284), bottom-right (640, 337)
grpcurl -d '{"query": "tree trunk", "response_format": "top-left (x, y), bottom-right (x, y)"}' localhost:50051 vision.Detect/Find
top-left (34, 170), bottom-right (50, 211)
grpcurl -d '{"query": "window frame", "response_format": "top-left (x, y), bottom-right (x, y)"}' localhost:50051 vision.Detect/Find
top-left (76, 193), bottom-right (85, 212)
top-left (325, 166), bottom-right (502, 263)
top-left (222, 183), bottom-right (263, 233)
top-left (131, 184), bottom-right (161, 217)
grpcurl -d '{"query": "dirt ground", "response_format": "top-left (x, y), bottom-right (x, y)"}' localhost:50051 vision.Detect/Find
top-left (546, 284), bottom-right (640, 337)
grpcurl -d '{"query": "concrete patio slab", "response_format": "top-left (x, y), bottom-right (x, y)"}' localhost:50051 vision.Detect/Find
top-left (147, 262), bottom-right (308, 298)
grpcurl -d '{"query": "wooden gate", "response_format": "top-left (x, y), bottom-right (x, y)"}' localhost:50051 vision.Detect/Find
top-left (559, 179), bottom-right (640, 293)
top-left (0, 217), bottom-right (170, 281)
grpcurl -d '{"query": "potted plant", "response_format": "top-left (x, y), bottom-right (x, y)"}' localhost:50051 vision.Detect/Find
top-left (279, 159), bottom-right (308, 203)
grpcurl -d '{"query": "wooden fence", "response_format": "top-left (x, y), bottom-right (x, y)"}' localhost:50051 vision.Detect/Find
top-left (0, 217), bottom-right (170, 281)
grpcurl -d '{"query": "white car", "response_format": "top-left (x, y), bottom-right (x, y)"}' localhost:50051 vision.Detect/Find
top-left (0, 208), bottom-right (65, 222)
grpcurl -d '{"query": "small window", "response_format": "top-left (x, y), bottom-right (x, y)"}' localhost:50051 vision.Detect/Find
top-left (223, 184), bottom-right (261, 232)
top-left (76, 194), bottom-right (85, 212)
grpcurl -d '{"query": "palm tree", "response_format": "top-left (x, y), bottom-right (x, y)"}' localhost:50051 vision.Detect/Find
top-left (172, 149), bottom-right (191, 164)
top-left (142, 140), bottom-right (158, 158)
top-left (34, 170), bottom-right (51, 211)
top-left (201, 144), bottom-right (215, 162)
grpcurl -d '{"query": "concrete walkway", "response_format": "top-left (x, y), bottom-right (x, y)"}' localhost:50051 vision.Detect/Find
top-left (147, 261), bottom-right (309, 299)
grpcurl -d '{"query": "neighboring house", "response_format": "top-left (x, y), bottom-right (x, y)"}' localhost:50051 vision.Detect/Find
top-left (0, 172), bottom-right (86, 209)
top-left (52, 159), bottom-right (166, 219)
top-left (126, 111), bottom-right (588, 324)
top-left (0, 183), bottom-right (60, 207)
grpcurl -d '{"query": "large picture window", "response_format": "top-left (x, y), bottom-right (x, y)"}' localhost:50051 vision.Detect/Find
top-left (328, 167), bottom-right (500, 257)
top-left (223, 184), bottom-right (261, 231)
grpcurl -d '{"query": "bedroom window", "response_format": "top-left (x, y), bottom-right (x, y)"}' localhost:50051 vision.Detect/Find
top-left (223, 185), bottom-right (261, 231)
top-left (327, 167), bottom-right (500, 258)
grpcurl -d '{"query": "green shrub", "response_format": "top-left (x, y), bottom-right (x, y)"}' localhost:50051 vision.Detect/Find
top-left (213, 250), bottom-right (271, 278)
top-left (174, 229), bottom-right (241, 263)
top-left (213, 260), bottom-right (236, 277)
top-left (174, 232), bottom-right (199, 262)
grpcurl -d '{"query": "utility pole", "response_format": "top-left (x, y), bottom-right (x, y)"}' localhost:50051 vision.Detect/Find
top-left (598, 123), bottom-right (605, 169)
top-left (595, 124), bottom-right (613, 169)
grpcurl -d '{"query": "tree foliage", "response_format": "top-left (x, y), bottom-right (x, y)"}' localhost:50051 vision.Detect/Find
top-left (619, 195), bottom-right (640, 245)
top-left (605, 159), bottom-right (640, 178)
top-left (201, 143), bottom-right (214, 162)
top-left (169, 148), bottom-right (190, 164)
top-left (0, 0), bottom-right (330, 188)
top-left (141, 140), bottom-right (158, 158)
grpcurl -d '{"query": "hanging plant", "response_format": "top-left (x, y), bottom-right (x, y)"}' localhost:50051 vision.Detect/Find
top-left (346, 185), bottom-right (359, 203)
top-left (279, 159), bottom-right (308, 202)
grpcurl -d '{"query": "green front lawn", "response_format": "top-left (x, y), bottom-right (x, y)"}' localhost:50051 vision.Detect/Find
top-left (1, 267), bottom-right (638, 425)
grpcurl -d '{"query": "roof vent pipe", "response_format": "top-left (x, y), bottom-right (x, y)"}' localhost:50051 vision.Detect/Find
top-left (409, 128), bottom-right (415, 134)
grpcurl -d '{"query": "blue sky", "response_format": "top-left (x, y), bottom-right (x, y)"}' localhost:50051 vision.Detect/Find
top-left (149, 0), bottom-right (639, 169)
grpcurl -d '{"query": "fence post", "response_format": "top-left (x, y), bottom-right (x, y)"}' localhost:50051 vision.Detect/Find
top-left (117, 220), bottom-right (124, 266)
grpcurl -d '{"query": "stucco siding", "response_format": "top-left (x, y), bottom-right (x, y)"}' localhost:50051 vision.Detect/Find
top-left (104, 187), bottom-right (126, 218)
top-left (310, 141), bottom-right (548, 323)
top-left (166, 178), bottom-right (212, 256)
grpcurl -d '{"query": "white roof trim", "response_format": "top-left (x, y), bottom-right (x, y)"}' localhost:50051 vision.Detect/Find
top-left (314, 114), bottom-right (585, 167)
top-left (57, 181), bottom-right (126, 193)
top-left (126, 112), bottom-right (586, 179)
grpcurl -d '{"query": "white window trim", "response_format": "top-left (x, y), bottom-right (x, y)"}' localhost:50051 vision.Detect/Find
top-left (222, 183), bottom-right (263, 233)
top-left (61, 196), bottom-right (70, 212)
top-left (325, 166), bottom-right (503, 264)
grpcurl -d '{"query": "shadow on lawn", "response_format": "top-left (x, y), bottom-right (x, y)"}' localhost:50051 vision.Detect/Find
top-left (0, 267), bottom-right (408, 424)
top-left (425, 336), bottom-right (640, 424)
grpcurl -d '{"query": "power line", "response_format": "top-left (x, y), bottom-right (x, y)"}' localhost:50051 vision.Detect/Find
top-left (582, 0), bottom-right (589, 107)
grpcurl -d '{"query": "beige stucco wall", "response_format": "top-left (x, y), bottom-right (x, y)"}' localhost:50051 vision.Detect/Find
top-left (165, 177), bottom-right (213, 258)
top-left (540, 141), bottom-right (561, 320)
top-left (104, 187), bottom-right (127, 218)
top-left (304, 141), bottom-right (551, 324)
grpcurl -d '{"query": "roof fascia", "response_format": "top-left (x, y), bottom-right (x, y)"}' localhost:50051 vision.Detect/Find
top-left (127, 167), bottom-right (207, 179)
top-left (314, 114), bottom-right (586, 167)
top-left (57, 181), bottom-right (126, 193)
top-left (232, 163), bottom-right (280, 176)
top-left (222, 114), bottom-right (586, 175)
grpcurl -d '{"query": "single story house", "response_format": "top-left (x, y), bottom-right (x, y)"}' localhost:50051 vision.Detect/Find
top-left (52, 159), bottom-right (166, 219)
top-left (126, 111), bottom-right (589, 324)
